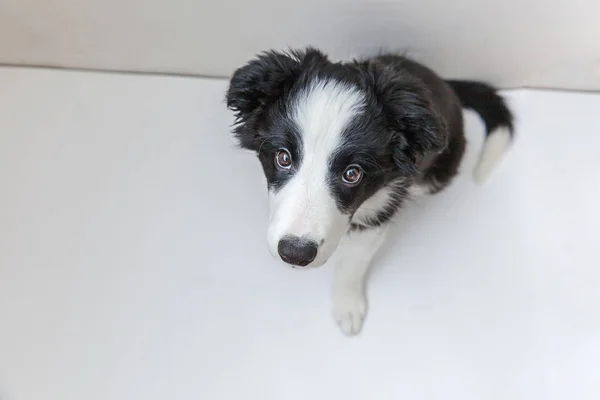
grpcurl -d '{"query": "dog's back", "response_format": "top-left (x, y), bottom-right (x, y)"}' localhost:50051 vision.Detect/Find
top-left (371, 54), bottom-right (514, 190)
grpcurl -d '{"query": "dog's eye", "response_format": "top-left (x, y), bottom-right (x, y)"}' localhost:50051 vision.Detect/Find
top-left (342, 165), bottom-right (363, 186)
top-left (275, 149), bottom-right (292, 170)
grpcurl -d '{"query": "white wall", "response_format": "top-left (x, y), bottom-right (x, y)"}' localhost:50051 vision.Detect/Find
top-left (1, 0), bottom-right (600, 90)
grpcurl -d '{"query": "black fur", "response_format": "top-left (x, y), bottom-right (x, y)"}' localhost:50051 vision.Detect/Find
top-left (226, 48), bottom-right (513, 229)
top-left (226, 48), bottom-right (327, 151)
top-left (447, 80), bottom-right (514, 136)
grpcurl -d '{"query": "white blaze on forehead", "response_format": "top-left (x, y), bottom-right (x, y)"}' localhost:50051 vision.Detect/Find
top-left (292, 80), bottom-right (366, 156)
top-left (267, 79), bottom-right (366, 266)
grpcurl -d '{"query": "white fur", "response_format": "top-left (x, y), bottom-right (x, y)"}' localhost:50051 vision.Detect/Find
top-left (473, 127), bottom-right (512, 185)
top-left (407, 183), bottom-right (431, 197)
top-left (352, 179), bottom-right (405, 226)
top-left (333, 225), bottom-right (390, 335)
top-left (267, 80), bottom-right (366, 266)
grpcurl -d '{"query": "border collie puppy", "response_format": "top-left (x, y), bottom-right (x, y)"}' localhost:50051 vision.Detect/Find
top-left (226, 48), bottom-right (513, 336)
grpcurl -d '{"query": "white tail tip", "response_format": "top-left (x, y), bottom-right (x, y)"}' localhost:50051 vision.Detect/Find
top-left (473, 127), bottom-right (512, 185)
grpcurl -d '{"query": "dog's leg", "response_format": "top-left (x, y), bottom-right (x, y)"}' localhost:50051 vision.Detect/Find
top-left (332, 226), bottom-right (389, 336)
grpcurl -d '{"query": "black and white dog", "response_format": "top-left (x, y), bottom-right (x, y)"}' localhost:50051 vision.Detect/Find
top-left (226, 48), bottom-right (513, 336)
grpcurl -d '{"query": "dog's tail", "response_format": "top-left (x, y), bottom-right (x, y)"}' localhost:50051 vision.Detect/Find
top-left (447, 80), bottom-right (514, 185)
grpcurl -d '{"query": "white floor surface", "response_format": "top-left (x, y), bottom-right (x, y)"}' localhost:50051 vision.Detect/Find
top-left (1, 67), bottom-right (599, 400)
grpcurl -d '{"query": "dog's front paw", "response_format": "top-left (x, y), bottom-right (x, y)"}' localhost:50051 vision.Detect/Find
top-left (332, 289), bottom-right (367, 336)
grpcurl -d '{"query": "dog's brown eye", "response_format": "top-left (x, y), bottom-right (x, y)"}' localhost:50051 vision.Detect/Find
top-left (342, 165), bottom-right (363, 186)
top-left (275, 149), bottom-right (292, 170)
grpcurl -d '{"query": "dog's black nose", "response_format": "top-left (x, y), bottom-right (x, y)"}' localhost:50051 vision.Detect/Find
top-left (277, 236), bottom-right (318, 267)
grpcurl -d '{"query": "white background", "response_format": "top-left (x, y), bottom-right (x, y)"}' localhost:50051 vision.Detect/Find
top-left (1, 1), bottom-right (600, 398)
top-left (1, 67), bottom-right (599, 400)
top-left (1, 0), bottom-right (600, 90)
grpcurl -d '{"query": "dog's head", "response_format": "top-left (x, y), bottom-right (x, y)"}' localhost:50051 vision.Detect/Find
top-left (226, 48), bottom-right (447, 268)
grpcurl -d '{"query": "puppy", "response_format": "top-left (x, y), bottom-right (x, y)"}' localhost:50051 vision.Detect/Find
top-left (225, 48), bottom-right (513, 335)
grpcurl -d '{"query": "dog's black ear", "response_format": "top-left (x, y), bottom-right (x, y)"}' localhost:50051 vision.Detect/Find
top-left (226, 48), bottom-right (327, 150)
top-left (367, 64), bottom-right (448, 173)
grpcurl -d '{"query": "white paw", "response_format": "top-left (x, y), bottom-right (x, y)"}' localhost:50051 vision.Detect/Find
top-left (332, 289), bottom-right (367, 336)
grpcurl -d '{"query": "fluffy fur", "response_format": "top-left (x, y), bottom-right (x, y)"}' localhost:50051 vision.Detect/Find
top-left (226, 48), bottom-right (514, 335)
